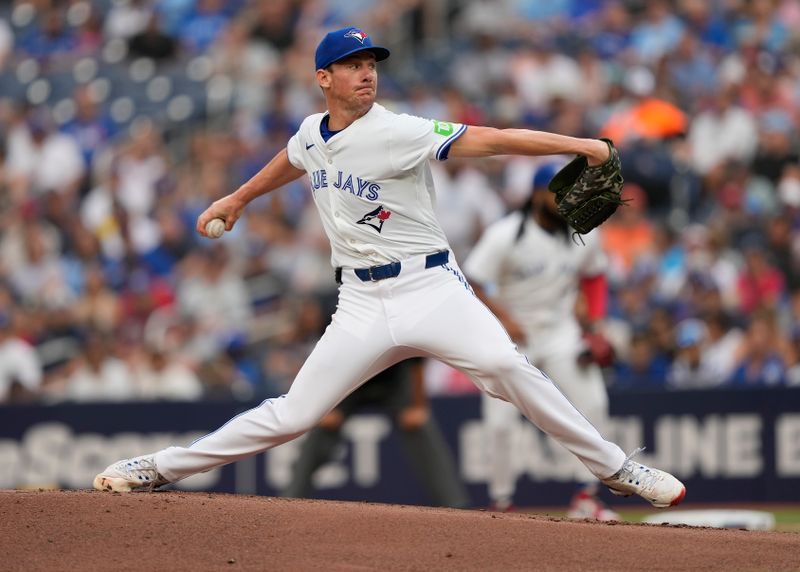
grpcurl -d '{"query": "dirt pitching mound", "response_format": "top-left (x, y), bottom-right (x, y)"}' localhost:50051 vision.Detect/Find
top-left (2, 490), bottom-right (799, 571)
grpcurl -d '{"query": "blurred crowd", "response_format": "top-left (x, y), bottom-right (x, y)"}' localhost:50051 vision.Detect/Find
top-left (2, 0), bottom-right (800, 405)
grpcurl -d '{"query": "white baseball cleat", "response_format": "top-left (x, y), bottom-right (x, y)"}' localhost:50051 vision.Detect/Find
top-left (601, 449), bottom-right (686, 509)
top-left (93, 455), bottom-right (169, 492)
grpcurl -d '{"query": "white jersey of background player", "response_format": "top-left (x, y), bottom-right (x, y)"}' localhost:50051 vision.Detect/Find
top-left (430, 159), bottom-right (505, 262)
top-left (465, 163), bottom-right (620, 519)
top-left (94, 27), bottom-right (685, 512)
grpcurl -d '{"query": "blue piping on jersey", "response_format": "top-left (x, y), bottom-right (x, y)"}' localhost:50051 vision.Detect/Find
top-left (436, 124), bottom-right (468, 161)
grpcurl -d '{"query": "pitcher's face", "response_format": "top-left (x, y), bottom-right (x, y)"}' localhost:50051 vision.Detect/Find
top-left (318, 52), bottom-right (378, 113)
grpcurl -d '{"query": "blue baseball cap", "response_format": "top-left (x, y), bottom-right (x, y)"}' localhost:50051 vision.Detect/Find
top-left (532, 162), bottom-right (562, 191)
top-left (675, 319), bottom-right (707, 349)
top-left (315, 27), bottom-right (390, 70)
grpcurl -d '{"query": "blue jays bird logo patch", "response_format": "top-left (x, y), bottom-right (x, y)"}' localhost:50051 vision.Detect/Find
top-left (344, 29), bottom-right (368, 44)
top-left (357, 205), bottom-right (391, 233)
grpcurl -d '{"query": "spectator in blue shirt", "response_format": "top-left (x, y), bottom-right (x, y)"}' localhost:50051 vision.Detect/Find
top-left (613, 331), bottom-right (670, 390)
top-left (19, 8), bottom-right (75, 61)
top-left (61, 86), bottom-right (115, 174)
top-left (630, 1), bottom-right (685, 63)
top-left (179, 0), bottom-right (230, 54)
top-left (729, 311), bottom-right (788, 387)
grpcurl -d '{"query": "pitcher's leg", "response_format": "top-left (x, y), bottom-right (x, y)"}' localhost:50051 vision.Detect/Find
top-left (155, 324), bottom-right (399, 482)
top-left (405, 289), bottom-right (626, 479)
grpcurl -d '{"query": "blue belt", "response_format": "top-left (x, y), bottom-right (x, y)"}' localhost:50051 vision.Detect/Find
top-left (335, 250), bottom-right (449, 283)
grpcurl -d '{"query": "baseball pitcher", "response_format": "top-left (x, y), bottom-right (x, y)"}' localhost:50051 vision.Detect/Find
top-left (95, 27), bottom-right (685, 512)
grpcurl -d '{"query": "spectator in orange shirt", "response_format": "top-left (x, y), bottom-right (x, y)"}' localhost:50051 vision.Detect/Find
top-left (600, 67), bottom-right (688, 146)
top-left (601, 184), bottom-right (656, 281)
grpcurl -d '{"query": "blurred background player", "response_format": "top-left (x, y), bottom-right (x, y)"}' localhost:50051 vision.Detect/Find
top-left (281, 358), bottom-right (469, 509)
top-left (463, 164), bottom-right (619, 520)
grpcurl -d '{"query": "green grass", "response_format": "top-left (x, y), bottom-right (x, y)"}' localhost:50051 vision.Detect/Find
top-left (772, 510), bottom-right (800, 533)
top-left (624, 506), bottom-right (800, 531)
top-left (524, 505), bottom-right (800, 533)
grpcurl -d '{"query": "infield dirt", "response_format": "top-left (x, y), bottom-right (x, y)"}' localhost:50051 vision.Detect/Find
top-left (2, 490), bottom-right (799, 571)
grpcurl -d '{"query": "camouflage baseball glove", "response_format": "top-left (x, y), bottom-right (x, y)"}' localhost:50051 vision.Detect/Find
top-left (547, 138), bottom-right (625, 235)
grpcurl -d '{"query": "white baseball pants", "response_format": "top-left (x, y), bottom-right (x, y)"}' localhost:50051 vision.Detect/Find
top-left (482, 343), bottom-right (611, 503)
top-left (155, 251), bottom-right (626, 483)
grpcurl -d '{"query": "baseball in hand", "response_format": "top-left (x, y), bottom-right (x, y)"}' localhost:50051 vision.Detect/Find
top-left (205, 218), bottom-right (226, 238)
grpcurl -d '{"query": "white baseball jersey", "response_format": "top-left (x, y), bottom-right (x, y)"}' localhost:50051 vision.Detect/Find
top-left (286, 103), bottom-right (467, 268)
top-left (464, 212), bottom-right (606, 353)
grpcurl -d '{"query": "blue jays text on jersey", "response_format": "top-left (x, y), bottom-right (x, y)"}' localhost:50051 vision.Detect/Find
top-left (310, 168), bottom-right (381, 201)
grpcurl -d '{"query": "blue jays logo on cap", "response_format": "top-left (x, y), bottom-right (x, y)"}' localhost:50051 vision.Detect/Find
top-left (315, 26), bottom-right (391, 70)
top-left (357, 205), bottom-right (391, 233)
top-left (344, 29), bottom-right (368, 44)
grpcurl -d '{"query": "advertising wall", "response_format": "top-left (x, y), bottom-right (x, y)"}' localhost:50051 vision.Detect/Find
top-left (2, 388), bottom-right (799, 507)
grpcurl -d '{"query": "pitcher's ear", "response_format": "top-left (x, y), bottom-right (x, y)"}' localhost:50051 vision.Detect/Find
top-left (316, 68), bottom-right (332, 88)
